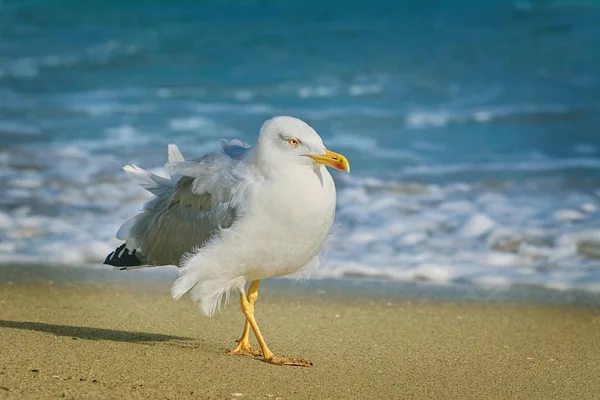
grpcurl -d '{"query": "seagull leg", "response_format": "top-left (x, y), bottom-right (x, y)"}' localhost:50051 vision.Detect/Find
top-left (238, 280), bottom-right (311, 367)
top-left (230, 319), bottom-right (256, 355)
top-left (230, 283), bottom-right (260, 357)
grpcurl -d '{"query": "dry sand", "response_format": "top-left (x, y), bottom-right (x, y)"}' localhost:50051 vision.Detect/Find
top-left (1, 266), bottom-right (599, 399)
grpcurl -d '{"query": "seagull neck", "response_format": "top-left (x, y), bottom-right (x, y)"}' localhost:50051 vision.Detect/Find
top-left (245, 145), bottom-right (267, 174)
top-left (246, 144), bottom-right (280, 179)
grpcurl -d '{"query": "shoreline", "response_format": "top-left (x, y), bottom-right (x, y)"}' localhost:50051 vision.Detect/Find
top-left (2, 264), bottom-right (600, 308)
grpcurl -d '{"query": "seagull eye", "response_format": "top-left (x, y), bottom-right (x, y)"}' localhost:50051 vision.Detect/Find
top-left (287, 138), bottom-right (300, 147)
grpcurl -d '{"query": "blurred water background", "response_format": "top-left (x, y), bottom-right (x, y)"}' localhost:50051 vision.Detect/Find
top-left (1, 0), bottom-right (600, 292)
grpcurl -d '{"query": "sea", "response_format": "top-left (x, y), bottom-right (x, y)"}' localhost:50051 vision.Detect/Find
top-left (2, 0), bottom-right (600, 293)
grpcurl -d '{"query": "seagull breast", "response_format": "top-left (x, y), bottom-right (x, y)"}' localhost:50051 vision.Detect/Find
top-left (234, 165), bottom-right (337, 278)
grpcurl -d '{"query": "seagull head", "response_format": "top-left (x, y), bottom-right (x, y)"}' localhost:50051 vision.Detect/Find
top-left (253, 116), bottom-right (350, 174)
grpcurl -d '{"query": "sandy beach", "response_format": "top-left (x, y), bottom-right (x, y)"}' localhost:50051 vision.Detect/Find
top-left (1, 266), bottom-right (599, 399)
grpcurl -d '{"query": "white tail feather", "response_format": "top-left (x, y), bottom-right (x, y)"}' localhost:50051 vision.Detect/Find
top-left (123, 165), bottom-right (174, 195)
top-left (122, 145), bottom-right (184, 195)
top-left (166, 144), bottom-right (185, 182)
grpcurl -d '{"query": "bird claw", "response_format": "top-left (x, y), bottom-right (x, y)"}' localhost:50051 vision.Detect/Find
top-left (229, 347), bottom-right (263, 358)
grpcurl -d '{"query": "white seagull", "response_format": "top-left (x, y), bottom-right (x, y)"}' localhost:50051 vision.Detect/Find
top-left (104, 116), bottom-right (350, 366)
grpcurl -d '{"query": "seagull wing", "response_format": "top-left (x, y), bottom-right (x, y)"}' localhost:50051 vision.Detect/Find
top-left (108, 141), bottom-right (253, 267)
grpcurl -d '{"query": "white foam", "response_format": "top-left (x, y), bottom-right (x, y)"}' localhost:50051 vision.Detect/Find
top-left (473, 111), bottom-right (493, 122)
top-left (9, 173), bottom-right (43, 189)
top-left (404, 104), bottom-right (591, 129)
top-left (322, 175), bottom-right (600, 291)
top-left (327, 134), bottom-right (423, 161)
top-left (195, 102), bottom-right (274, 115)
top-left (518, 243), bottom-right (554, 260)
top-left (5, 189), bottom-right (31, 199)
top-left (484, 252), bottom-right (521, 266)
top-left (0, 242), bottom-right (16, 253)
top-left (558, 230), bottom-right (600, 246)
top-left (297, 86), bottom-right (336, 98)
top-left (17, 216), bottom-right (45, 229)
top-left (580, 203), bottom-right (597, 213)
top-left (457, 213), bottom-right (496, 238)
top-left (233, 90), bottom-right (254, 101)
top-left (348, 84), bottom-right (382, 96)
top-left (398, 231), bottom-right (428, 246)
top-left (402, 158), bottom-right (600, 176)
top-left (438, 200), bottom-right (476, 214)
top-left (406, 111), bottom-right (451, 128)
top-left (0, 212), bottom-right (13, 230)
top-left (346, 232), bottom-right (377, 246)
top-left (410, 263), bottom-right (455, 284)
top-left (553, 209), bottom-right (586, 222)
top-left (169, 117), bottom-right (212, 131)
top-left (80, 241), bottom-right (115, 262)
top-left (106, 125), bottom-right (139, 140)
top-left (0, 40), bottom-right (138, 81)
top-left (46, 220), bottom-right (78, 235)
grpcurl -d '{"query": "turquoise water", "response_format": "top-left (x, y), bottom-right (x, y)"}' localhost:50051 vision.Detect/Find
top-left (1, 0), bottom-right (600, 291)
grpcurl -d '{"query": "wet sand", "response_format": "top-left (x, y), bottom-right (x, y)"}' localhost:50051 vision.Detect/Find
top-left (1, 266), bottom-right (599, 399)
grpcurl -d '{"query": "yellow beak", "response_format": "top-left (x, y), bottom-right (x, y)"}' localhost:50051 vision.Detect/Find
top-left (306, 148), bottom-right (350, 173)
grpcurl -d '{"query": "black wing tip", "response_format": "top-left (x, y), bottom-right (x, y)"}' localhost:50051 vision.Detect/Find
top-left (104, 243), bottom-right (143, 268)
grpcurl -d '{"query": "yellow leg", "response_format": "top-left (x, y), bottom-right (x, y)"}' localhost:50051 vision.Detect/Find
top-left (230, 281), bottom-right (259, 356)
top-left (240, 280), bottom-right (274, 360)
top-left (230, 320), bottom-right (253, 354)
top-left (233, 280), bottom-right (311, 367)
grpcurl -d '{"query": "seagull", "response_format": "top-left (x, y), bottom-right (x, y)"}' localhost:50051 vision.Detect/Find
top-left (104, 116), bottom-right (350, 366)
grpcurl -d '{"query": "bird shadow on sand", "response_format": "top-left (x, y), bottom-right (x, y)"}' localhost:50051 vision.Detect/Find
top-left (0, 320), bottom-right (195, 346)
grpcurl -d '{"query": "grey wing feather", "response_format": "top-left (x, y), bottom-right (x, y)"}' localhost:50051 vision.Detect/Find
top-left (116, 141), bottom-right (251, 267)
top-left (220, 138), bottom-right (251, 159)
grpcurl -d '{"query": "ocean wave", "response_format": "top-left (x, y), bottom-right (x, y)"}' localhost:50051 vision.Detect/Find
top-left (173, 102), bottom-right (594, 125)
top-left (169, 117), bottom-right (213, 132)
top-left (320, 176), bottom-right (600, 291)
top-left (0, 121), bottom-right (41, 135)
top-left (195, 102), bottom-right (275, 115)
top-left (167, 116), bottom-right (242, 139)
top-left (0, 40), bottom-right (141, 80)
top-left (401, 158), bottom-right (600, 176)
top-left (294, 83), bottom-right (383, 99)
top-left (405, 104), bottom-right (594, 129)
top-left (327, 134), bottom-right (424, 162)
top-left (297, 86), bottom-right (337, 99)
